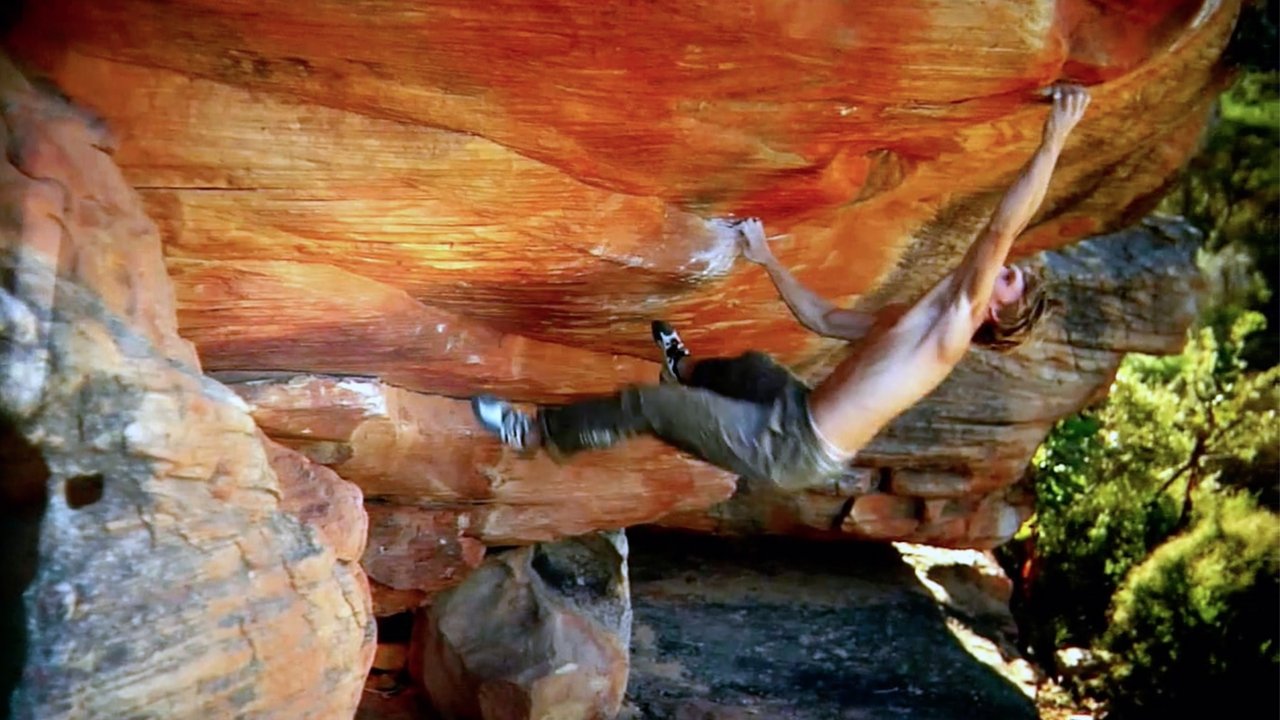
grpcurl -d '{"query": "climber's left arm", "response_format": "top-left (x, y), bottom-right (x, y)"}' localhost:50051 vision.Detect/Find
top-left (737, 219), bottom-right (876, 342)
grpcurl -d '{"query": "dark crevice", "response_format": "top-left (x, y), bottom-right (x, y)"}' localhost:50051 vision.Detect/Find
top-left (375, 612), bottom-right (415, 645)
top-left (0, 0), bottom-right (26, 36)
top-left (876, 467), bottom-right (893, 493)
top-left (133, 186), bottom-right (266, 192)
top-left (832, 495), bottom-right (856, 531)
top-left (65, 473), bottom-right (103, 509)
top-left (531, 537), bottom-right (616, 602)
top-left (0, 416), bottom-right (47, 717)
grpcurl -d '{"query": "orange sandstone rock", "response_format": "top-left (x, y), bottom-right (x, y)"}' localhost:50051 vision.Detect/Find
top-left (4, 0), bottom-right (1234, 380)
top-left (267, 436), bottom-right (369, 563)
top-left (0, 0), bottom-right (1229, 570)
top-left (232, 375), bottom-right (739, 543)
top-left (418, 534), bottom-right (632, 720)
top-left (363, 504), bottom-right (487, 596)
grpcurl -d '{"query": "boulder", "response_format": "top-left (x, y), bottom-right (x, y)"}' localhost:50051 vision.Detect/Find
top-left (4, 0), bottom-right (1231, 391)
top-left (267, 436), bottom-right (369, 563)
top-left (0, 58), bottom-right (374, 719)
top-left (362, 504), bottom-right (487, 599)
top-left (418, 533), bottom-right (632, 720)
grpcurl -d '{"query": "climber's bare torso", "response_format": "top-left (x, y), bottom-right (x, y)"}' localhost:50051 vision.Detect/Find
top-left (808, 279), bottom-right (977, 453)
top-left (738, 85), bottom-right (1091, 456)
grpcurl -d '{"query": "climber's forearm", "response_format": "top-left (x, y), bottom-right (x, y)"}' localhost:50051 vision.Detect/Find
top-left (989, 137), bottom-right (1064, 247)
top-left (952, 85), bottom-right (1090, 306)
top-left (762, 258), bottom-right (837, 335)
top-left (954, 134), bottom-right (1065, 302)
top-left (761, 259), bottom-right (875, 341)
top-left (987, 132), bottom-right (1067, 246)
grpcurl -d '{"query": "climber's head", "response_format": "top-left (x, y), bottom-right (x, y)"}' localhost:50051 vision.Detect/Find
top-left (972, 264), bottom-right (1052, 352)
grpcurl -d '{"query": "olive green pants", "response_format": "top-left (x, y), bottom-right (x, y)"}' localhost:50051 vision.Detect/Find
top-left (538, 352), bottom-right (851, 491)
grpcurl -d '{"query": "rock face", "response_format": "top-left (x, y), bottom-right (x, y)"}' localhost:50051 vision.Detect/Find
top-left (4, 0), bottom-right (1231, 381)
top-left (1, 0), bottom-right (1231, 562)
top-left (0, 60), bottom-right (374, 718)
top-left (0, 1), bottom-right (1237, 718)
top-left (418, 533), bottom-right (633, 720)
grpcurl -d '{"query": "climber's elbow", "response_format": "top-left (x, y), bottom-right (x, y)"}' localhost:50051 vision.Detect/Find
top-left (799, 314), bottom-right (833, 338)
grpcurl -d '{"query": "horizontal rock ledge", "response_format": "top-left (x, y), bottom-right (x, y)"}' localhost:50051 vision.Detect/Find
top-left (232, 374), bottom-right (739, 545)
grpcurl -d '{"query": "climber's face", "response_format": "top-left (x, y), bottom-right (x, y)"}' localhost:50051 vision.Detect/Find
top-left (985, 265), bottom-right (1026, 323)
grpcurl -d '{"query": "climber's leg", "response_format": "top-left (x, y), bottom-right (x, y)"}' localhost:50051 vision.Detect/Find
top-left (651, 320), bottom-right (802, 403)
top-left (474, 385), bottom-right (775, 478)
top-left (540, 384), bottom-right (776, 476)
top-left (472, 380), bottom-right (852, 489)
top-left (684, 350), bottom-right (802, 404)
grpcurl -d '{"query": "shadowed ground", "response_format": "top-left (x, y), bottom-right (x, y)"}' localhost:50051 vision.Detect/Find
top-left (624, 530), bottom-right (1037, 719)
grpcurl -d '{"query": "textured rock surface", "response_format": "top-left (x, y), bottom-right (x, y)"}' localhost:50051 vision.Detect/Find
top-left (4, 0), bottom-right (1230, 383)
top-left (1, 0), bottom-right (1231, 555)
top-left (362, 504), bottom-right (486, 597)
top-left (267, 436), bottom-right (369, 563)
top-left (233, 375), bottom-right (737, 545)
top-left (0, 59), bottom-right (374, 718)
top-left (418, 533), bottom-right (633, 720)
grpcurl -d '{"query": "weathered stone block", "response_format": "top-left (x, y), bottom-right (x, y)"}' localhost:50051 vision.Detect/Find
top-left (418, 532), bottom-right (632, 720)
top-left (846, 494), bottom-right (922, 539)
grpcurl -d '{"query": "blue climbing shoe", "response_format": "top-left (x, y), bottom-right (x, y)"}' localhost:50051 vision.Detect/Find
top-left (471, 395), bottom-right (537, 451)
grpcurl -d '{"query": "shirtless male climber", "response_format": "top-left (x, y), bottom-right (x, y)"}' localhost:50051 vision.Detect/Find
top-left (471, 85), bottom-right (1090, 491)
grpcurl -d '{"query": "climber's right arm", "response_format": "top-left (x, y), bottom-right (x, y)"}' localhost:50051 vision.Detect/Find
top-left (737, 219), bottom-right (875, 342)
top-left (945, 85), bottom-right (1089, 322)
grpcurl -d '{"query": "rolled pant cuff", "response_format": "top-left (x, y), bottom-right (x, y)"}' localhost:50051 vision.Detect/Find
top-left (806, 405), bottom-right (855, 466)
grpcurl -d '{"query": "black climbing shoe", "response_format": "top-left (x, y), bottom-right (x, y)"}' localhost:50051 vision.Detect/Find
top-left (651, 320), bottom-right (689, 384)
top-left (471, 395), bottom-right (537, 451)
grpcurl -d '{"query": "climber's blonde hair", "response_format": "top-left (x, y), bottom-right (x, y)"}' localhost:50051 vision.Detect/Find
top-left (971, 266), bottom-right (1054, 353)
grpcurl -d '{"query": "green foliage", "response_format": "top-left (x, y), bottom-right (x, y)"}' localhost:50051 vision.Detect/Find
top-left (1016, 15), bottom-right (1280, 714)
top-left (1169, 69), bottom-right (1280, 253)
top-left (1099, 490), bottom-right (1280, 717)
top-left (1220, 72), bottom-right (1280, 128)
top-left (1159, 67), bottom-right (1279, 368)
top-left (1024, 310), bottom-right (1279, 676)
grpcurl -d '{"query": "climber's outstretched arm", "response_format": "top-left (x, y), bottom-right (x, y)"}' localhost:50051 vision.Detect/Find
top-left (737, 219), bottom-right (875, 342)
top-left (947, 85), bottom-right (1090, 319)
